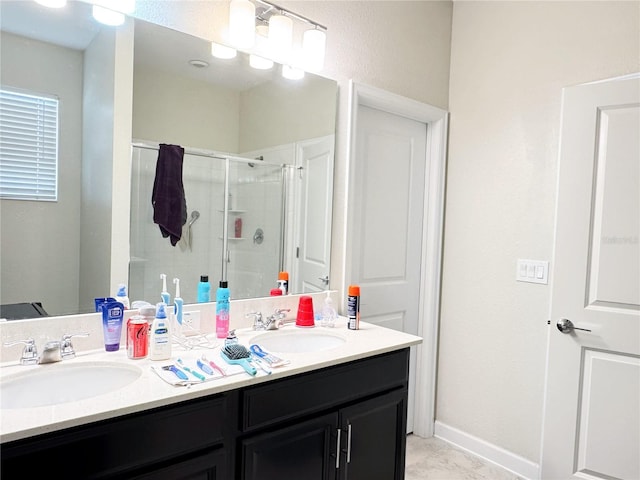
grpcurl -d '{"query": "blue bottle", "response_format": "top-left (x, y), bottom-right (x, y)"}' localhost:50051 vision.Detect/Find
top-left (216, 281), bottom-right (230, 339)
top-left (197, 275), bottom-right (211, 303)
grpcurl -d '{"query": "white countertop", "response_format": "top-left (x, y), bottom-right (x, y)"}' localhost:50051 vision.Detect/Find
top-left (0, 319), bottom-right (421, 444)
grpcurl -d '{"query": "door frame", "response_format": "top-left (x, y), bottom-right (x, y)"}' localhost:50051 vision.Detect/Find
top-left (344, 81), bottom-right (448, 437)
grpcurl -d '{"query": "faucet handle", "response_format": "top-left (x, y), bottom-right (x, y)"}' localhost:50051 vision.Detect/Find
top-left (3, 338), bottom-right (39, 365)
top-left (246, 311), bottom-right (264, 330)
top-left (60, 332), bottom-right (89, 359)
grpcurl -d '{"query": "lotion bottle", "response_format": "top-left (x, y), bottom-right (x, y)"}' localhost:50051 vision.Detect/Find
top-left (215, 281), bottom-right (230, 338)
top-left (149, 302), bottom-right (171, 360)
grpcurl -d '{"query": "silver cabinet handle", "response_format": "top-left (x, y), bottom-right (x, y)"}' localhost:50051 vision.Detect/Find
top-left (557, 318), bottom-right (591, 334)
top-left (346, 424), bottom-right (352, 463)
top-left (335, 428), bottom-right (341, 469)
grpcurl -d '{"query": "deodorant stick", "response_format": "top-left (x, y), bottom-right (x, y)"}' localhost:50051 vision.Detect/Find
top-left (347, 285), bottom-right (360, 330)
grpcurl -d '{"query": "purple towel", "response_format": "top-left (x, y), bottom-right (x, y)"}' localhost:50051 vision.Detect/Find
top-left (152, 144), bottom-right (187, 246)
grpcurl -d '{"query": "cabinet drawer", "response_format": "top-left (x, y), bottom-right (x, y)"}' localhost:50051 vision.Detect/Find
top-left (2, 394), bottom-right (229, 479)
top-left (241, 348), bottom-right (409, 432)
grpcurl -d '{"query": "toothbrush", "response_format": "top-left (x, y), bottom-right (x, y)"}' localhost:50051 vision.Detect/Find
top-left (196, 358), bottom-right (214, 376)
top-left (160, 274), bottom-right (171, 305)
top-left (202, 354), bottom-right (227, 377)
top-left (177, 358), bottom-right (205, 381)
top-left (173, 277), bottom-right (183, 325)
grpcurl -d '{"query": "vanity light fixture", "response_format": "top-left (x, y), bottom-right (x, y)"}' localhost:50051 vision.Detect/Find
top-left (229, 0), bottom-right (256, 49)
top-left (211, 42), bottom-right (237, 59)
top-left (224, 0), bottom-right (327, 73)
top-left (34, 0), bottom-right (67, 8)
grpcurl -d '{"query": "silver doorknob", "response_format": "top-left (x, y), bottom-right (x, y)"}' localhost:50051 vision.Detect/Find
top-left (318, 275), bottom-right (329, 285)
top-left (556, 318), bottom-right (591, 334)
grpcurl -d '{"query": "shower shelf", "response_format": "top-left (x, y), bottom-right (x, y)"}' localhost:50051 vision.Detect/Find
top-left (217, 209), bottom-right (246, 214)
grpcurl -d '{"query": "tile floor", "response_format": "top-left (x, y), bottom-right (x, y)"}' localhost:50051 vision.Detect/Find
top-left (405, 435), bottom-right (524, 480)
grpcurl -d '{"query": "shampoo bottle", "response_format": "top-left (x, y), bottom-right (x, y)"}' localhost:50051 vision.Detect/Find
top-left (149, 302), bottom-right (172, 360)
top-left (197, 275), bottom-right (211, 303)
top-left (216, 281), bottom-right (230, 338)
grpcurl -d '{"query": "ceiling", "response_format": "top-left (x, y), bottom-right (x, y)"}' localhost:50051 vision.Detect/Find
top-left (0, 0), bottom-right (274, 92)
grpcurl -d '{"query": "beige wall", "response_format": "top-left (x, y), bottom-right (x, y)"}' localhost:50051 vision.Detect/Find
top-left (0, 32), bottom-right (83, 316)
top-left (132, 68), bottom-right (241, 153)
top-left (440, 0), bottom-right (640, 462)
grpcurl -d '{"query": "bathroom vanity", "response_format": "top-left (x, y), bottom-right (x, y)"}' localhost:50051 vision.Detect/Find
top-left (1, 322), bottom-right (419, 479)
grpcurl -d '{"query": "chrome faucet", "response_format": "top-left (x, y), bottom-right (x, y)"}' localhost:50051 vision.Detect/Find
top-left (3, 332), bottom-right (89, 365)
top-left (264, 308), bottom-right (291, 330)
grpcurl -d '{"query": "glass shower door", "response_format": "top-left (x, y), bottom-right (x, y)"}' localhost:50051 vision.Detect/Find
top-left (225, 159), bottom-right (285, 299)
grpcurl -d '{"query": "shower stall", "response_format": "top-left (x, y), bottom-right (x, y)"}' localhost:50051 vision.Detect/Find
top-left (129, 143), bottom-right (286, 305)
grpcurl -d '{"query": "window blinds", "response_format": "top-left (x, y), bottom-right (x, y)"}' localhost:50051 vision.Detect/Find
top-left (0, 88), bottom-right (59, 201)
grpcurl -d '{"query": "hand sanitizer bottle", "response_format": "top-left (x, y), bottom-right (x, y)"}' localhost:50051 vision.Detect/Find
top-left (320, 291), bottom-right (337, 328)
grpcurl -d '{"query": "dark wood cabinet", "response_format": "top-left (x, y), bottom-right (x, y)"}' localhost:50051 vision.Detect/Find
top-left (1, 348), bottom-right (409, 480)
top-left (338, 389), bottom-right (407, 480)
top-left (241, 413), bottom-right (339, 480)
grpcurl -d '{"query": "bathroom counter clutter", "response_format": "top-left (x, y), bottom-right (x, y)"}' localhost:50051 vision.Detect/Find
top-left (0, 318), bottom-right (421, 444)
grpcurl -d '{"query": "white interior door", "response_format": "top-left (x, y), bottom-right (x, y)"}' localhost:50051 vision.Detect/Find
top-left (295, 135), bottom-right (334, 293)
top-left (541, 74), bottom-right (640, 479)
top-left (349, 104), bottom-right (427, 433)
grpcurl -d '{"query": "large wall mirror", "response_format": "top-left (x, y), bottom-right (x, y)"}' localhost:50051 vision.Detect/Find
top-left (0, 1), bottom-right (337, 319)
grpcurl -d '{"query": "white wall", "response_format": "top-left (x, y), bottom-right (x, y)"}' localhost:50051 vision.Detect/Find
top-left (0, 32), bottom-right (83, 316)
top-left (440, 0), bottom-right (640, 464)
top-left (79, 19), bottom-right (134, 312)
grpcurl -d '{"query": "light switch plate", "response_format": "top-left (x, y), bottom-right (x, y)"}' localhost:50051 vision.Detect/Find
top-left (516, 259), bottom-right (549, 284)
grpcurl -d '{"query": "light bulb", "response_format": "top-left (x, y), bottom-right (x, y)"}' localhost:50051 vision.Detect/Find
top-left (92, 5), bottom-right (125, 26)
top-left (250, 55), bottom-right (273, 70)
top-left (282, 65), bottom-right (304, 80)
top-left (303, 28), bottom-right (326, 71)
top-left (211, 42), bottom-right (237, 59)
top-left (268, 13), bottom-right (293, 63)
top-left (229, 0), bottom-right (255, 49)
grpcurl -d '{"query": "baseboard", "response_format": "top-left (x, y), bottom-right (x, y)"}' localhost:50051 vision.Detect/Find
top-left (434, 421), bottom-right (540, 480)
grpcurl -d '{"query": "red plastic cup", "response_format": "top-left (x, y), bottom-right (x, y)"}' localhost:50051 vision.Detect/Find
top-left (296, 296), bottom-right (315, 327)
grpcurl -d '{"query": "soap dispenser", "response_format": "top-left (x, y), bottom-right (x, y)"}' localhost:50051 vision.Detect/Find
top-left (320, 291), bottom-right (337, 328)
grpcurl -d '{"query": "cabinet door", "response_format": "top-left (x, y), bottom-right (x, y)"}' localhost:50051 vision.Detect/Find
top-left (338, 389), bottom-right (407, 480)
top-left (130, 449), bottom-right (226, 480)
top-left (241, 412), bottom-right (338, 480)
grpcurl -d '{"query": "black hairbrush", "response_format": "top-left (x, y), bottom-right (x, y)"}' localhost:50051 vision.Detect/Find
top-left (220, 344), bottom-right (257, 376)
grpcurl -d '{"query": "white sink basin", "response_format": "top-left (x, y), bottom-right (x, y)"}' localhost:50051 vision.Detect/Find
top-left (1, 361), bottom-right (142, 409)
top-left (250, 330), bottom-right (346, 353)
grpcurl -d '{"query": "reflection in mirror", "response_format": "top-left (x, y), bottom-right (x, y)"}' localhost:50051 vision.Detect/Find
top-left (0, 0), bottom-right (125, 318)
top-left (130, 19), bottom-right (337, 303)
top-left (0, 2), bottom-right (337, 319)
